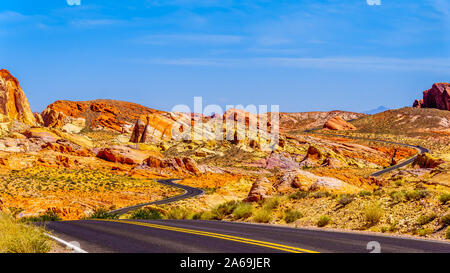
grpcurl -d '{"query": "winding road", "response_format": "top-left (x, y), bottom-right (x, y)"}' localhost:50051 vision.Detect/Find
top-left (43, 133), bottom-right (449, 253)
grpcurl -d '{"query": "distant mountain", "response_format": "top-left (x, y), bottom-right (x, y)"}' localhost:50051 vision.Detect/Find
top-left (364, 106), bottom-right (389, 115)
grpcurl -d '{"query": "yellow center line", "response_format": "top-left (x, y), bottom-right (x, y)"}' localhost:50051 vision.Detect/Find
top-left (94, 219), bottom-right (319, 253)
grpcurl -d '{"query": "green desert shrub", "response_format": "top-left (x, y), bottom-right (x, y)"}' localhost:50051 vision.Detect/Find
top-left (441, 214), bottom-right (450, 226)
top-left (262, 197), bottom-right (281, 210)
top-left (405, 189), bottom-right (429, 201)
top-left (417, 228), bottom-right (433, 237)
top-left (446, 227), bottom-right (450, 240)
top-left (289, 191), bottom-right (309, 200)
top-left (253, 208), bottom-right (273, 223)
top-left (87, 208), bottom-right (118, 220)
top-left (337, 194), bottom-right (355, 206)
top-left (416, 213), bottom-right (437, 226)
top-left (232, 203), bottom-right (253, 220)
top-left (166, 207), bottom-right (191, 219)
top-left (211, 201), bottom-right (240, 220)
top-left (317, 215), bottom-right (331, 227)
top-left (0, 213), bottom-right (51, 253)
top-left (284, 209), bottom-right (303, 223)
top-left (389, 191), bottom-right (405, 203)
top-left (438, 193), bottom-right (450, 204)
top-left (311, 191), bottom-right (330, 199)
top-left (22, 210), bottom-right (62, 222)
top-left (358, 190), bottom-right (372, 197)
top-left (130, 207), bottom-right (163, 220)
top-left (364, 204), bottom-right (383, 227)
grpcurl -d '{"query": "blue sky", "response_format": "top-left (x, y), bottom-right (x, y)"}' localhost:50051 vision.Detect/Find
top-left (1, 0), bottom-right (449, 113)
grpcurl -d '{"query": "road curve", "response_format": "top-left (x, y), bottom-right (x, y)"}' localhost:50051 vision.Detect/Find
top-left (302, 130), bottom-right (429, 177)
top-left (109, 179), bottom-right (204, 216)
top-left (44, 219), bottom-right (450, 253)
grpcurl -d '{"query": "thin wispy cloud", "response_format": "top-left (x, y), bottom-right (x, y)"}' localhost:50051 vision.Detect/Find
top-left (131, 56), bottom-right (450, 72)
top-left (134, 34), bottom-right (244, 45)
top-left (69, 19), bottom-right (125, 27)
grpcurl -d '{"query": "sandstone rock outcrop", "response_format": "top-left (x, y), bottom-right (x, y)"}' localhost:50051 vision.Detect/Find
top-left (0, 69), bottom-right (36, 125)
top-left (41, 99), bottom-right (165, 132)
top-left (244, 177), bottom-right (274, 202)
top-left (323, 116), bottom-right (356, 130)
top-left (96, 146), bottom-right (150, 165)
top-left (413, 83), bottom-right (450, 111)
top-left (412, 153), bottom-right (445, 169)
top-left (141, 155), bottom-right (201, 175)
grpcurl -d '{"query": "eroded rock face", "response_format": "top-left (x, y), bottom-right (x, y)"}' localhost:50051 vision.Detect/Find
top-left (412, 153), bottom-right (445, 169)
top-left (413, 83), bottom-right (450, 111)
top-left (0, 69), bottom-right (36, 125)
top-left (96, 146), bottom-right (150, 165)
top-left (141, 155), bottom-right (201, 175)
top-left (244, 177), bottom-right (274, 202)
top-left (323, 116), bottom-right (356, 130)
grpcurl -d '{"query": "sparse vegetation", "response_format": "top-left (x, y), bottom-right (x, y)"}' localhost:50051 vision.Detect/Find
top-left (22, 210), bottom-right (62, 222)
top-left (446, 227), bottom-right (450, 240)
top-left (438, 193), bottom-right (450, 205)
top-left (364, 204), bottom-right (383, 227)
top-left (0, 213), bottom-right (51, 253)
top-left (284, 209), bottom-right (303, 223)
top-left (416, 213), bottom-right (437, 226)
top-left (317, 215), bottom-right (331, 227)
top-left (337, 194), bottom-right (355, 206)
top-left (253, 208), bottom-right (273, 223)
top-left (130, 207), bottom-right (163, 220)
top-left (262, 197), bottom-right (281, 210)
top-left (289, 191), bottom-right (309, 200)
top-left (232, 203), bottom-right (253, 220)
top-left (441, 214), bottom-right (450, 226)
top-left (88, 208), bottom-right (118, 219)
top-left (166, 207), bottom-right (191, 220)
top-left (358, 190), bottom-right (372, 197)
top-left (404, 189), bottom-right (429, 201)
top-left (311, 191), bottom-right (330, 199)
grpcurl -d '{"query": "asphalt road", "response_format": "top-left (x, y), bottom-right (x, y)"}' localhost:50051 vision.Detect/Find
top-left (108, 179), bottom-right (204, 216)
top-left (44, 219), bottom-right (450, 253)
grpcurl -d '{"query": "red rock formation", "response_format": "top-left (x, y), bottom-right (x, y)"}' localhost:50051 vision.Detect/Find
top-left (0, 69), bottom-right (36, 125)
top-left (41, 99), bottom-right (164, 132)
top-left (323, 116), bottom-right (356, 130)
top-left (413, 83), bottom-right (450, 111)
top-left (244, 177), bottom-right (274, 202)
top-left (142, 155), bottom-right (201, 175)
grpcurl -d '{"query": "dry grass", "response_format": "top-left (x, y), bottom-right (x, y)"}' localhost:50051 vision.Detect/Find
top-left (0, 213), bottom-right (51, 253)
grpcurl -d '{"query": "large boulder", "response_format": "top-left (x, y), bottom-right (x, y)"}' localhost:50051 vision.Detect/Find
top-left (413, 83), bottom-right (450, 111)
top-left (244, 177), bottom-right (274, 202)
top-left (141, 155), bottom-right (201, 175)
top-left (96, 146), bottom-right (150, 165)
top-left (323, 116), bottom-right (356, 130)
top-left (0, 69), bottom-right (36, 125)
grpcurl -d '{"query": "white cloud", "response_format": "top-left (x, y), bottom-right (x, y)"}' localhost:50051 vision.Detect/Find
top-left (134, 34), bottom-right (244, 45)
top-left (130, 56), bottom-right (450, 72)
top-left (69, 19), bottom-right (125, 27)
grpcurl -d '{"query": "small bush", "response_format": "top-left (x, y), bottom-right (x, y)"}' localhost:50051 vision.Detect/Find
top-left (166, 207), bottom-right (190, 219)
top-left (317, 215), bottom-right (331, 227)
top-left (253, 208), bottom-right (273, 223)
top-left (284, 209), bottom-right (303, 223)
top-left (417, 228), bottom-right (433, 237)
top-left (289, 191), bottom-right (309, 200)
top-left (232, 203), bottom-right (253, 220)
top-left (200, 211), bottom-right (215, 220)
top-left (364, 204), bottom-right (383, 227)
top-left (405, 189), bottom-right (429, 201)
top-left (87, 208), bottom-right (118, 219)
top-left (446, 227), bottom-right (450, 240)
top-left (337, 194), bottom-right (355, 206)
top-left (441, 214), bottom-right (450, 226)
top-left (416, 213), bottom-right (437, 226)
top-left (130, 207), bottom-right (163, 220)
top-left (312, 191), bottom-right (330, 199)
top-left (22, 210), bottom-right (62, 222)
top-left (211, 201), bottom-right (240, 220)
top-left (262, 197), bottom-right (281, 210)
top-left (438, 193), bottom-right (450, 205)
top-left (389, 191), bottom-right (405, 203)
top-left (358, 190), bottom-right (372, 197)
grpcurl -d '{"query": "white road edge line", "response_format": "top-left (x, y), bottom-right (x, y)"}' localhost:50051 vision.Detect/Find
top-left (45, 233), bottom-right (88, 253)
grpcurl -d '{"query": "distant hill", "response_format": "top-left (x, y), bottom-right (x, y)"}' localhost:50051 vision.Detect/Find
top-left (364, 106), bottom-right (389, 115)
